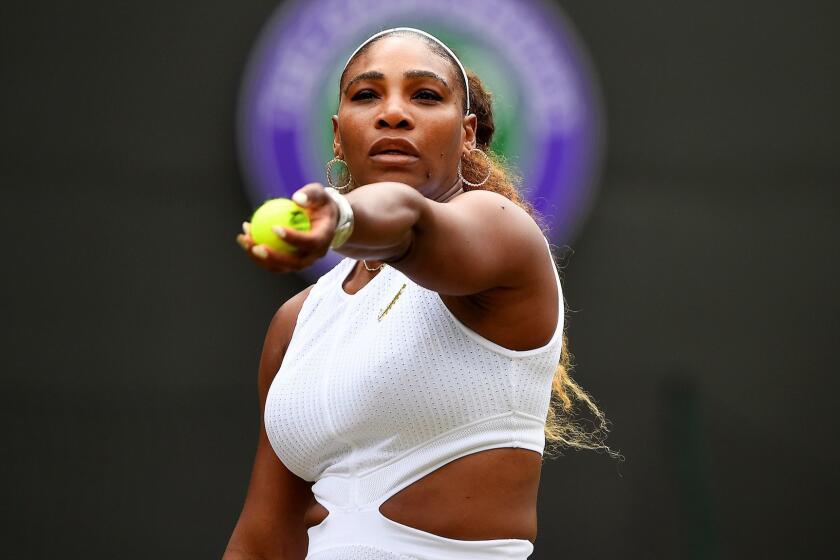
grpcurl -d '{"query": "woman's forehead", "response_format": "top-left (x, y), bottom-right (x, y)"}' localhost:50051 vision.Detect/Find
top-left (344, 35), bottom-right (458, 85)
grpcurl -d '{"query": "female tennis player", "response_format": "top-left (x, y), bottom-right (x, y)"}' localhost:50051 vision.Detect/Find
top-left (224, 27), bottom-right (609, 560)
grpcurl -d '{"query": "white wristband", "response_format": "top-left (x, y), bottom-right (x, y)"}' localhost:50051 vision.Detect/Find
top-left (324, 187), bottom-right (354, 249)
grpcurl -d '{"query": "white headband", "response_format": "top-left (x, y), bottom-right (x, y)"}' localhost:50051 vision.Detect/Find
top-left (342, 27), bottom-right (471, 114)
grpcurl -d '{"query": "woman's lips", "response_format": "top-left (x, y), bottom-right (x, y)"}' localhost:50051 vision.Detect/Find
top-left (369, 152), bottom-right (420, 165)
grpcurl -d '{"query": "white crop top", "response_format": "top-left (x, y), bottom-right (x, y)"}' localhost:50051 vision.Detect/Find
top-left (263, 236), bottom-right (564, 511)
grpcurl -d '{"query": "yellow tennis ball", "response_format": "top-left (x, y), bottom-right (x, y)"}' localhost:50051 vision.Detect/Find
top-left (250, 198), bottom-right (311, 253)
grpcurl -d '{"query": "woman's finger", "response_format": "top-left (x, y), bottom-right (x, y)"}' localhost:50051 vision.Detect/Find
top-left (291, 182), bottom-right (328, 209)
top-left (249, 243), bottom-right (316, 270)
top-left (237, 231), bottom-right (256, 251)
top-left (272, 224), bottom-right (331, 254)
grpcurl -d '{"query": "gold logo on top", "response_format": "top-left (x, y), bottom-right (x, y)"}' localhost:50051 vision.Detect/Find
top-left (378, 283), bottom-right (407, 322)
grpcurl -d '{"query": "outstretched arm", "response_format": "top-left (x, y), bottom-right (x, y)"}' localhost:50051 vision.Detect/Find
top-left (347, 183), bottom-right (547, 296)
top-left (237, 181), bottom-right (547, 297)
top-left (348, 183), bottom-right (546, 296)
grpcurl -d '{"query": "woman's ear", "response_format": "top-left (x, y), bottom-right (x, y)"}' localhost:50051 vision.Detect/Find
top-left (462, 113), bottom-right (478, 155)
top-left (331, 115), bottom-right (341, 157)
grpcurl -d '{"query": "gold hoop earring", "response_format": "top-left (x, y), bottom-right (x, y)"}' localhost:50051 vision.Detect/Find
top-left (458, 148), bottom-right (491, 188)
top-left (326, 157), bottom-right (353, 193)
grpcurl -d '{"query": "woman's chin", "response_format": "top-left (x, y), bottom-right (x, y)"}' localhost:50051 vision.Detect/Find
top-left (361, 170), bottom-right (424, 187)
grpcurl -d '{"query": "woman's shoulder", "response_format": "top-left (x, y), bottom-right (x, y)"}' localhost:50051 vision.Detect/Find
top-left (264, 285), bottom-right (316, 359)
top-left (256, 283), bottom-right (316, 398)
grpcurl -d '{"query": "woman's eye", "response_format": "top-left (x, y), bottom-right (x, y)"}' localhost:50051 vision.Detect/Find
top-left (349, 89), bottom-right (442, 102)
top-left (415, 90), bottom-right (443, 101)
top-left (351, 90), bottom-right (376, 101)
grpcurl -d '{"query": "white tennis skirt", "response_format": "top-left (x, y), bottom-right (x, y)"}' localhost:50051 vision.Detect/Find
top-left (305, 501), bottom-right (534, 560)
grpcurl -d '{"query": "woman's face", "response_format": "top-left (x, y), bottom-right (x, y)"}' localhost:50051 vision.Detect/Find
top-left (333, 36), bottom-right (477, 198)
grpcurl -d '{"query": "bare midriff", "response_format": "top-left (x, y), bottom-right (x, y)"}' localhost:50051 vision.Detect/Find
top-left (303, 447), bottom-right (542, 543)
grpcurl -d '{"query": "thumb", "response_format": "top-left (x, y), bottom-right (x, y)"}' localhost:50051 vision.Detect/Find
top-left (292, 182), bottom-right (328, 209)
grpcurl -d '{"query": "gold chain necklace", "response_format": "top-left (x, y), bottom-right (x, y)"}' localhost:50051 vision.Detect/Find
top-left (363, 260), bottom-right (386, 271)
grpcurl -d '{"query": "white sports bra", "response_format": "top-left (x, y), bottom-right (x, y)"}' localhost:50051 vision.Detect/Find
top-left (263, 236), bottom-right (564, 559)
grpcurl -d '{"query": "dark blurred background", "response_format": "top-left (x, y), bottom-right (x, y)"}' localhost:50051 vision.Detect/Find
top-left (2, 1), bottom-right (838, 558)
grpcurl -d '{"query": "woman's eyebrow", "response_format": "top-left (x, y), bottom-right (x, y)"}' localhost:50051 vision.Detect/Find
top-left (403, 70), bottom-right (450, 90)
top-left (343, 69), bottom-right (451, 95)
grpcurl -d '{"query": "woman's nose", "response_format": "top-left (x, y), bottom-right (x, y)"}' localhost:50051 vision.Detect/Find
top-left (375, 97), bottom-right (413, 129)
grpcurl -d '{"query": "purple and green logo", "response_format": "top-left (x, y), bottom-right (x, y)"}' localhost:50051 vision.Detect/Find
top-left (238, 0), bottom-right (605, 278)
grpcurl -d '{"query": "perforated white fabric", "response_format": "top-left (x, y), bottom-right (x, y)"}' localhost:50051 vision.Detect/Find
top-left (307, 544), bottom-right (419, 560)
top-left (263, 236), bottom-right (564, 559)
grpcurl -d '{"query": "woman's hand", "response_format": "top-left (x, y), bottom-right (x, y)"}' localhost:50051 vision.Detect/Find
top-left (235, 182), bottom-right (339, 273)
